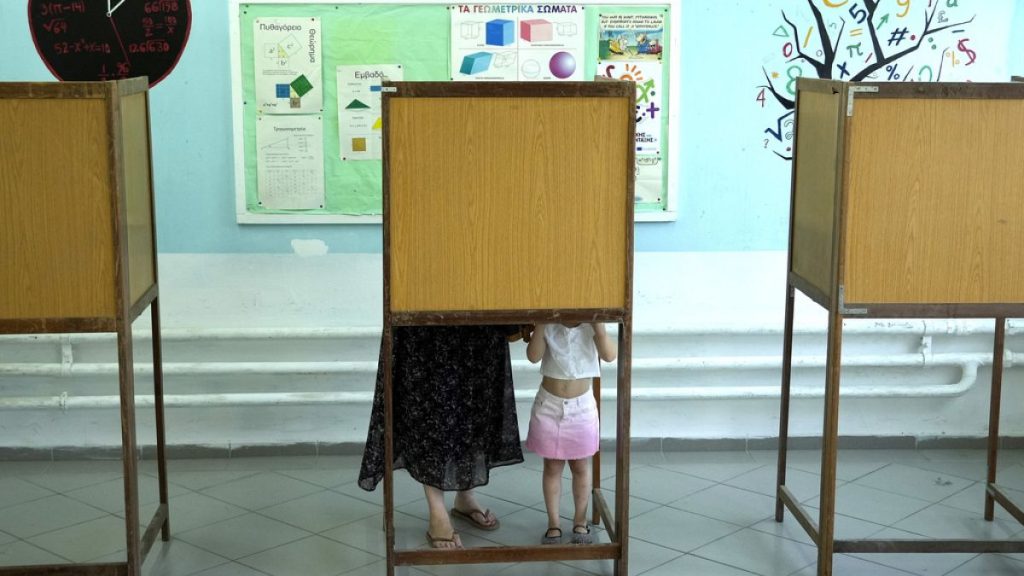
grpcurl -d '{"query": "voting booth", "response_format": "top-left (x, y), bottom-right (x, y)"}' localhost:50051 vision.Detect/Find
top-left (0, 78), bottom-right (169, 576)
top-left (381, 80), bottom-right (635, 574)
top-left (776, 78), bottom-right (1024, 576)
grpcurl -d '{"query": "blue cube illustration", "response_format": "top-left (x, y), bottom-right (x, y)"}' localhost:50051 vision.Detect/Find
top-left (460, 52), bottom-right (493, 75)
top-left (486, 19), bottom-right (515, 46)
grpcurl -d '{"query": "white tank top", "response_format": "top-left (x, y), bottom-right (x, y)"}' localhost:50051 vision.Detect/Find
top-left (540, 323), bottom-right (600, 379)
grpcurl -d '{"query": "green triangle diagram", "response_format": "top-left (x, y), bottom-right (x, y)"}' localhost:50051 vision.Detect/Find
top-left (346, 99), bottom-right (371, 110)
top-left (772, 25), bottom-right (788, 38)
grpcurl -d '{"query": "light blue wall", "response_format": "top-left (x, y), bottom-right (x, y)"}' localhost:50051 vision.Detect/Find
top-left (2, 2), bottom-right (1021, 253)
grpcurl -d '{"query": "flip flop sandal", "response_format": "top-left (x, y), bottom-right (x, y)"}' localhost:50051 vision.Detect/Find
top-left (425, 530), bottom-right (462, 549)
top-left (451, 507), bottom-right (500, 531)
top-left (541, 527), bottom-right (562, 545)
top-left (571, 524), bottom-right (593, 545)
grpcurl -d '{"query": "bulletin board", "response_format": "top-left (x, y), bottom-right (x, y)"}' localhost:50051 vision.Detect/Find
top-left (229, 0), bottom-right (678, 223)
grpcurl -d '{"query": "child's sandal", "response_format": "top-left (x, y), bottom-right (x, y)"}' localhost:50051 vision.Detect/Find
top-left (570, 524), bottom-right (593, 545)
top-left (541, 527), bottom-right (562, 545)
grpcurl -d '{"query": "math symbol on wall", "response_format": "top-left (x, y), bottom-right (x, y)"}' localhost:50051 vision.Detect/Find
top-left (755, 0), bottom-right (979, 160)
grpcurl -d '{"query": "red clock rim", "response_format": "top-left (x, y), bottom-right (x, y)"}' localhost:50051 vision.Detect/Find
top-left (27, 0), bottom-right (193, 88)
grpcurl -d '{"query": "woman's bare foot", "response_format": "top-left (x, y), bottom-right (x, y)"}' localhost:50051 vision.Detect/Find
top-left (453, 490), bottom-right (499, 529)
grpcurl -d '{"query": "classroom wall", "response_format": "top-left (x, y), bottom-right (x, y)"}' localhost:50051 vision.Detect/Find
top-left (1, 2), bottom-right (1020, 254)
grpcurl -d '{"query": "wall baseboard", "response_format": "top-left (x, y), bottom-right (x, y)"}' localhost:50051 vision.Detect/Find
top-left (1, 436), bottom-right (1019, 462)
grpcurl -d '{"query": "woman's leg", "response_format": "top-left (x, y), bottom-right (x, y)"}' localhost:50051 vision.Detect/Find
top-left (424, 485), bottom-right (461, 548)
top-left (543, 458), bottom-right (566, 534)
top-left (568, 458), bottom-right (592, 534)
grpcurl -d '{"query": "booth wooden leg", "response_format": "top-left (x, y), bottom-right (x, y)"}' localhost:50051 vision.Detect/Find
top-left (592, 375), bottom-right (601, 527)
top-left (776, 284), bottom-right (796, 522)
top-left (985, 317), bottom-right (1006, 521)
top-left (614, 319), bottom-right (632, 576)
top-left (117, 323), bottom-right (142, 576)
top-left (151, 298), bottom-right (170, 540)
top-left (383, 325), bottom-right (396, 576)
top-left (816, 308), bottom-right (843, 576)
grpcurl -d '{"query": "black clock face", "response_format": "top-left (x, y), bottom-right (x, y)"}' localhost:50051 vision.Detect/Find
top-left (28, 0), bottom-right (191, 87)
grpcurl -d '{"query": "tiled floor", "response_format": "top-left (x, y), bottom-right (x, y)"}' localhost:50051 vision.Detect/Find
top-left (3, 449), bottom-right (1024, 575)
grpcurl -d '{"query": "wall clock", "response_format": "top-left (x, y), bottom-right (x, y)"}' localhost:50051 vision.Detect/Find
top-left (29, 0), bottom-right (191, 87)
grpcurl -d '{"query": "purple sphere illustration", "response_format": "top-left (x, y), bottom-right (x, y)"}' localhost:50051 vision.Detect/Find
top-left (549, 51), bottom-right (576, 79)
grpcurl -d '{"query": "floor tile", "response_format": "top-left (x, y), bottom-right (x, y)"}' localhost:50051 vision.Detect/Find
top-left (750, 506), bottom-right (887, 545)
top-left (668, 484), bottom-right (776, 527)
top-left (190, 561), bottom-right (271, 576)
top-left (724, 464), bottom-right (826, 501)
top-left (944, 553), bottom-right (1024, 575)
top-left (26, 515), bottom-right (125, 562)
top-left (6, 449), bottom-right (1024, 576)
top-left (0, 477), bottom-right (55, 509)
top-left (0, 494), bottom-right (108, 538)
top-left (629, 506), bottom-right (740, 552)
top-left (639, 554), bottom-right (759, 576)
top-left (64, 475), bottom-right (189, 515)
top-left (655, 451), bottom-right (762, 483)
top-left (331, 470), bottom-right (427, 508)
top-left (199, 472), bottom-right (322, 510)
top-left (619, 538), bottom-right (683, 575)
top-left (803, 483), bottom-right (932, 526)
top-left (892, 503), bottom-right (1023, 540)
top-left (627, 467), bottom-right (715, 505)
top-left (691, 528), bottom-right (816, 576)
top-left (260, 490), bottom-right (381, 533)
top-left (0, 539), bottom-right (68, 566)
top-left (497, 561), bottom-right (595, 576)
top-left (165, 491), bottom-right (249, 533)
top-left (167, 469), bottom-right (261, 492)
top-left (22, 460), bottom-right (123, 493)
top-left (237, 535), bottom-right (379, 576)
top-left (853, 464), bottom-right (974, 503)
top-left (276, 466), bottom-right (357, 489)
top-left (475, 466), bottom-right (551, 508)
top-left (143, 539), bottom-right (231, 576)
top-left (790, 554), bottom-right (919, 576)
top-left (178, 513), bottom-right (311, 560)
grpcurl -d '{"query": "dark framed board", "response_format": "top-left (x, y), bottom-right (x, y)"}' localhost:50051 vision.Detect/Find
top-left (28, 0), bottom-right (192, 87)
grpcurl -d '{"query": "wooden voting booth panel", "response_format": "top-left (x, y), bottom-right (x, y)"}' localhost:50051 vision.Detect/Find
top-left (779, 79), bottom-right (1024, 576)
top-left (789, 81), bottom-right (843, 303)
top-left (0, 79), bottom-right (168, 576)
top-left (789, 79), bottom-right (1024, 312)
top-left (381, 81), bottom-right (634, 576)
top-left (0, 80), bottom-right (157, 330)
top-left (386, 82), bottom-right (632, 317)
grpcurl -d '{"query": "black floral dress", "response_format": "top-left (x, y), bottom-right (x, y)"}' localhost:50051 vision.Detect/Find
top-left (358, 325), bottom-right (524, 492)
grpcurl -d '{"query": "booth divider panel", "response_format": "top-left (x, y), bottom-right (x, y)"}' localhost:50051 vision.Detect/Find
top-left (121, 91), bottom-right (157, 307)
top-left (791, 85), bottom-right (842, 299)
top-left (388, 96), bottom-right (629, 312)
top-left (843, 97), bottom-right (1024, 304)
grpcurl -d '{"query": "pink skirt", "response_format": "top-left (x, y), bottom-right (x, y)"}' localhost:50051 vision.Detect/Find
top-left (525, 386), bottom-right (599, 460)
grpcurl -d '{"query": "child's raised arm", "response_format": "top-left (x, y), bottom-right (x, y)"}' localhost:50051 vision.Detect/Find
top-left (526, 324), bottom-right (547, 363)
top-left (591, 323), bottom-right (617, 362)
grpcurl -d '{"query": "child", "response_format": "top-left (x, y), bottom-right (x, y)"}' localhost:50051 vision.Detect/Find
top-left (525, 322), bottom-right (617, 544)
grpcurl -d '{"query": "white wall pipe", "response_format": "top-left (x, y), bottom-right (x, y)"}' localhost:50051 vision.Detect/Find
top-left (0, 319), bottom-right (1020, 344)
top-left (0, 350), bottom-right (1015, 377)
top-left (0, 351), bottom-right (1013, 410)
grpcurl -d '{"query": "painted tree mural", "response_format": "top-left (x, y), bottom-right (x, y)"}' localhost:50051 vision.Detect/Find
top-left (757, 0), bottom-right (980, 159)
